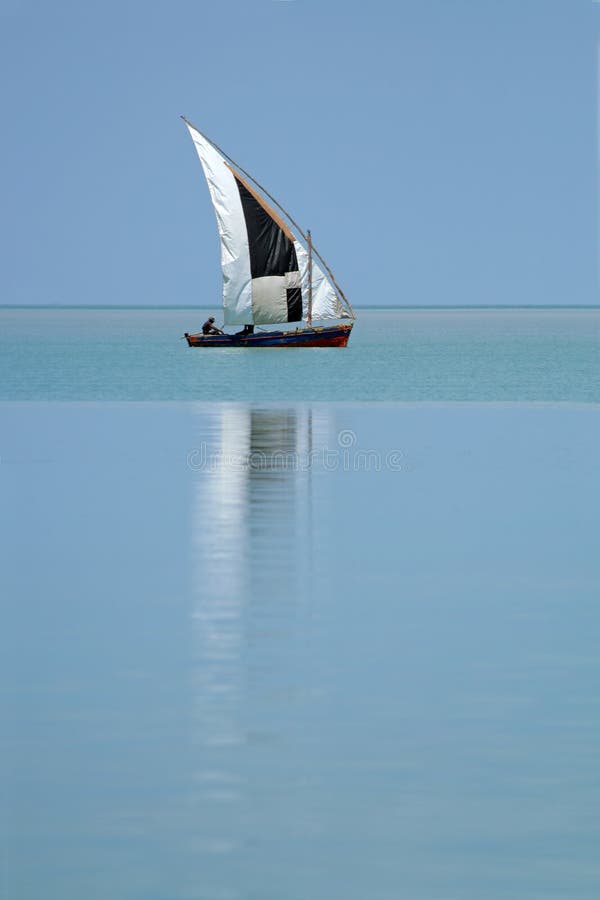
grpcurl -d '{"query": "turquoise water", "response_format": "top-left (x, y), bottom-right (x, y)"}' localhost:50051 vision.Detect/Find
top-left (1, 309), bottom-right (599, 899)
top-left (1, 307), bottom-right (598, 401)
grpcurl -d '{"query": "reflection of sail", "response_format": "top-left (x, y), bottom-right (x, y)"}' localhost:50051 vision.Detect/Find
top-left (188, 404), bottom-right (332, 874)
top-left (192, 405), bottom-right (251, 604)
top-left (191, 406), bottom-right (249, 756)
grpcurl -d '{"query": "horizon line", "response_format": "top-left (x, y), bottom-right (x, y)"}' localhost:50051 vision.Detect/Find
top-left (2, 304), bottom-right (599, 311)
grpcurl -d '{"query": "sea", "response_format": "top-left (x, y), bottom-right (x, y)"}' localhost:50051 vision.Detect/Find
top-left (1, 307), bottom-right (599, 900)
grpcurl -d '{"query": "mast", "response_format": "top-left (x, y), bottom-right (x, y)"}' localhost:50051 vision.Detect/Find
top-left (307, 229), bottom-right (313, 327)
top-left (180, 116), bottom-right (355, 320)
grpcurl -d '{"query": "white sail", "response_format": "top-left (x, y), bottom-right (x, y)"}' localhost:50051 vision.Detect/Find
top-left (185, 122), bottom-right (253, 325)
top-left (185, 120), bottom-right (351, 325)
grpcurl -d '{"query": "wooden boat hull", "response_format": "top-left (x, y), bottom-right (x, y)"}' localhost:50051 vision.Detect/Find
top-left (184, 323), bottom-right (353, 348)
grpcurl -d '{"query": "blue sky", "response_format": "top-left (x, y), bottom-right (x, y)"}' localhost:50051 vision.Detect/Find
top-left (0, 0), bottom-right (597, 306)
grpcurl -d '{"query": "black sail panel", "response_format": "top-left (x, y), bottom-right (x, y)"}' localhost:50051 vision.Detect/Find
top-left (234, 176), bottom-right (300, 278)
top-left (286, 288), bottom-right (303, 322)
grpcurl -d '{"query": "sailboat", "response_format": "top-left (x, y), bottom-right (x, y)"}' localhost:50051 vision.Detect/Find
top-left (181, 117), bottom-right (355, 347)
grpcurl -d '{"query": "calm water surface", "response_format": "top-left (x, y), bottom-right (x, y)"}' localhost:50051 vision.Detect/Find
top-left (1, 308), bottom-right (599, 899)
top-left (1, 307), bottom-right (598, 401)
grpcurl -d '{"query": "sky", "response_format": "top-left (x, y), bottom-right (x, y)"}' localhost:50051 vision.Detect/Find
top-left (0, 0), bottom-right (598, 307)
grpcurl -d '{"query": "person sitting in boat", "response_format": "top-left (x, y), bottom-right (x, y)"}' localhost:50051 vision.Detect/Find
top-left (202, 316), bottom-right (224, 335)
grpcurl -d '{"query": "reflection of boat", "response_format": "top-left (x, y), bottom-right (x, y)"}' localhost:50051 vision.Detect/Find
top-left (181, 117), bottom-right (356, 348)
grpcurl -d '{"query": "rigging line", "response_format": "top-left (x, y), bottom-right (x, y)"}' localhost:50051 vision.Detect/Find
top-left (181, 116), bottom-right (356, 320)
